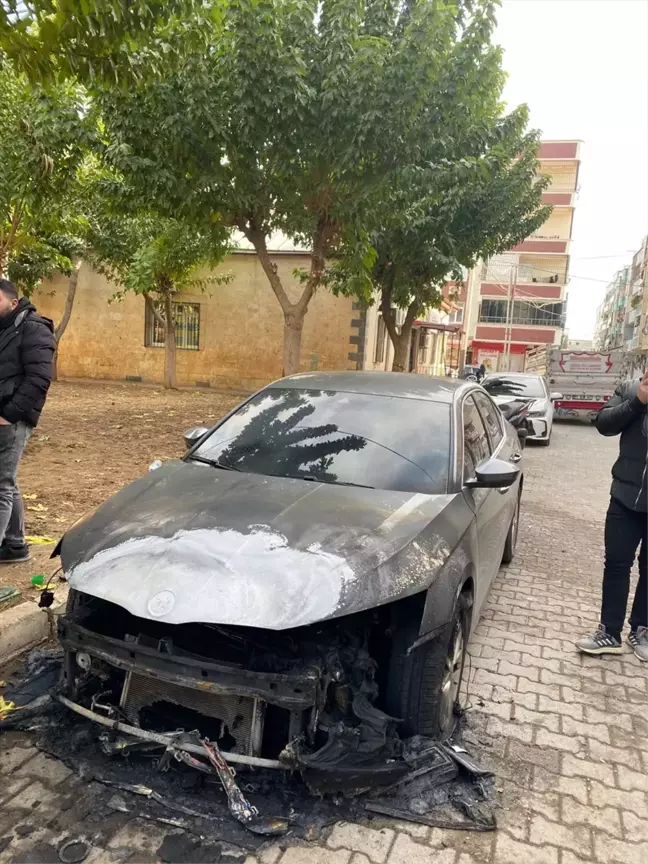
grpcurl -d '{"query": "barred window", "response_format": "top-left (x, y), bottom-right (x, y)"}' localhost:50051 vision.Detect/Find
top-left (146, 301), bottom-right (201, 350)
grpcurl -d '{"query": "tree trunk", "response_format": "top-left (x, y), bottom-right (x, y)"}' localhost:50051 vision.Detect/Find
top-left (379, 274), bottom-right (419, 372)
top-left (0, 249), bottom-right (7, 279)
top-left (52, 259), bottom-right (81, 382)
top-left (163, 292), bottom-right (177, 389)
top-left (244, 219), bottom-right (325, 377)
top-left (391, 324), bottom-right (413, 372)
top-left (284, 311), bottom-right (305, 378)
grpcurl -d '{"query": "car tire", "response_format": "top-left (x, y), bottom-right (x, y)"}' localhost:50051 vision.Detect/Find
top-left (384, 593), bottom-right (470, 740)
top-left (502, 493), bottom-right (520, 564)
top-left (539, 432), bottom-right (551, 446)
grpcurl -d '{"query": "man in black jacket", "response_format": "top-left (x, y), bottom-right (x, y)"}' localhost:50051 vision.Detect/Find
top-left (577, 373), bottom-right (648, 661)
top-left (0, 279), bottom-right (55, 563)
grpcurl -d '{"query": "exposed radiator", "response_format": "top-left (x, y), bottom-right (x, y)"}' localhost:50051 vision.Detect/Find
top-left (120, 671), bottom-right (256, 755)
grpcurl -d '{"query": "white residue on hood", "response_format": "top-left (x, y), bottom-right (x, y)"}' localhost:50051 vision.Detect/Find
top-left (67, 527), bottom-right (356, 630)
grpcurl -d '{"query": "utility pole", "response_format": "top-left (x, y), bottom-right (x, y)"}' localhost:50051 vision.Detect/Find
top-left (503, 264), bottom-right (517, 371)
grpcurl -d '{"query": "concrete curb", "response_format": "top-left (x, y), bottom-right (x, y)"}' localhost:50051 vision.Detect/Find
top-left (0, 584), bottom-right (69, 663)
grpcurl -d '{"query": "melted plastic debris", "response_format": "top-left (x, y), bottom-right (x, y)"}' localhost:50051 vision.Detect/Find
top-left (4, 648), bottom-right (497, 856)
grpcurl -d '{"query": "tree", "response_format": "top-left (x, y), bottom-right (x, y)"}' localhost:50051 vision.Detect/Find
top-left (0, 55), bottom-right (93, 277)
top-left (327, 1), bottom-right (551, 371)
top-left (362, 113), bottom-right (550, 371)
top-left (93, 0), bottom-right (461, 376)
top-left (8, 225), bottom-right (85, 379)
top-left (86, 202), bottom-right (230, 389)
top-left (0, 0), bottom-right (207, 83)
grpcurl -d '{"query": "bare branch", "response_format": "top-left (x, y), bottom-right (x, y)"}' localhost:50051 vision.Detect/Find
top-left (144, 292), bottom-right (167, 331)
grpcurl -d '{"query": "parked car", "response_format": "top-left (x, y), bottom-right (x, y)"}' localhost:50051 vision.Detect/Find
top-left (482, 373), bottom-right (558, 446)
top-left (55, 372), bottom-right (523, 775)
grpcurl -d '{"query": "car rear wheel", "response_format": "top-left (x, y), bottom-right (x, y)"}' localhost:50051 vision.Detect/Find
top-left (502, 493), bottom-right (520, 564)
top-left (384, 593), bottom-right (470, 740)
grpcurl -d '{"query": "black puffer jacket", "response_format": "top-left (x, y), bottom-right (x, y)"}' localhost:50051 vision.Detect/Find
top-left (595, 380), bottom-right (647, 512)
top-left (0, 298), bottom-right (55, 428)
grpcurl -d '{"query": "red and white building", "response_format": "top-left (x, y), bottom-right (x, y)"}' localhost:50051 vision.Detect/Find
top-left (463, 140), bottom-right (581, 372)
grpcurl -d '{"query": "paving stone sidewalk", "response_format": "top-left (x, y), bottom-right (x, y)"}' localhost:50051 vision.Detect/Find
top-left (1, 423), bottom-right (646, 863)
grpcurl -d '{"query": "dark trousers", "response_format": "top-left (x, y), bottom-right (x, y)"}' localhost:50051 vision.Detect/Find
top-left (601, 496), bottom-right (647, 640)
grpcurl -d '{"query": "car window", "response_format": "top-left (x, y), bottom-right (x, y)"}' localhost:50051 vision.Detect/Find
top-left (473, 390), bottom-right (504, 450)
top-left (463, 395), bottom-right (490, 482)
top-left (482, 375), bottom-right (546, 399)
top-left (192, 388), bottom-right (451, 494)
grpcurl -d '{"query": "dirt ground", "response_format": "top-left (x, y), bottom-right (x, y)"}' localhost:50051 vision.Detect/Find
top-left (2, 381), bottom-right (240, 596)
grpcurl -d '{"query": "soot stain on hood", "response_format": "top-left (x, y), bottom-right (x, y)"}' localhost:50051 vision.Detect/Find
top-left (61, 462), bottom-right (468, 630)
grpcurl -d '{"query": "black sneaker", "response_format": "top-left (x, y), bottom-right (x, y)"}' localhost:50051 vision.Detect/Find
top-left (0, 544), bottom-right (31, 564)
top-left (576, 624), bottom-right (623, 655)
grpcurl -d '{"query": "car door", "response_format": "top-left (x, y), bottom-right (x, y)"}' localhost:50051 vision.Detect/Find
top-left (461, 394), bottom-right (507, 611)
top-left (473, 389), bottom-right (519, 563)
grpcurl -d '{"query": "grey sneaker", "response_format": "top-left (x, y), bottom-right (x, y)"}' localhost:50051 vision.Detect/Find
top-left (628, 627), bottom-right (648, 662)
top-left (576, 625), bottom-right (623, 655)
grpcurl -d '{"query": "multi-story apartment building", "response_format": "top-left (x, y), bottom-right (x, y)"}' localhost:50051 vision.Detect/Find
top-left (461, 140), bottom-right (581, 372)
top-left (595, 268), bottom-right (630, 351)
top-left (595, 237), bottom-right (648, 370)
top-left (625, 238), bottom-right (648, 360)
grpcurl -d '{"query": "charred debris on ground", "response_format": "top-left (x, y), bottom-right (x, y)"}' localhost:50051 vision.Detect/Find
top-left (1, 643), bottom-right (496, 856)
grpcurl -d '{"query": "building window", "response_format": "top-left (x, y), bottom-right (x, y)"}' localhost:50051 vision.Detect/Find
top-left (448, 307), bottom-right (464, 324)
top-left (146, 301), bottom-right (201, 350)
top-left (374, 315), bottom-right (386, 363)
top-left (479, 299), bottom-right (565, 328)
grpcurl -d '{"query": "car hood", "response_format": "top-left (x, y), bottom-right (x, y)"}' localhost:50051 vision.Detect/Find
top-left (60, 461), bottom-right (467, 630)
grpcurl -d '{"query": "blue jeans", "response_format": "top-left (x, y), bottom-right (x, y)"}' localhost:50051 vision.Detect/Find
top-left (0, 421), bottom-right (32, 549)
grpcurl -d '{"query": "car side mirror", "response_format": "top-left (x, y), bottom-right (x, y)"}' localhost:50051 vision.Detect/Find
top-left (465, 458), bottom-right (520, 489)
top-left (550, 392), bottom-right (563, 401)
top-left (184, 426), bottom-right (209, 450)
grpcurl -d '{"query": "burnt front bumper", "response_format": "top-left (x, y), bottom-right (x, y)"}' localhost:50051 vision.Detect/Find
top-left (58, 615), bottom-right (321, 763)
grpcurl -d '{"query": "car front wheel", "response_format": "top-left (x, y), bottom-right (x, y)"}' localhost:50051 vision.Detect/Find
top-left (384, 593), bottom-right (470, 740)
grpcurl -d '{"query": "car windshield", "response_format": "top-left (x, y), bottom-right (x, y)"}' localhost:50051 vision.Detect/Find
top-left (483, 376), bottom-right (546, 399)
top-left (191, 388), bottom-right (451, 494)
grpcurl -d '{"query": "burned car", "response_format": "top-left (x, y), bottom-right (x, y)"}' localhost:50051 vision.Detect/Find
top-left (55, 372), bottom-right (522, 782)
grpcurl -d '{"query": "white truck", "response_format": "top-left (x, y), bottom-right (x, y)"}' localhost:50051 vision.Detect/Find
top-left (524, 347), bottom-right (628, 421)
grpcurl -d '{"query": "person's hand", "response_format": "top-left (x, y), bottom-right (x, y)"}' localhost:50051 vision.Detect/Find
top-left (638, 373), bottom-right (648, 405)
top-left (0, 417), bottom-right (11, 426)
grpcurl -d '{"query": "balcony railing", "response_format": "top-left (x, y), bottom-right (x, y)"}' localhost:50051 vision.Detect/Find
top-left (539, 173), bottom-right (579, 194)
top-left (481, 266), bottom-right (565, 285)
top-left (479, 314), bottom-right (567, 328)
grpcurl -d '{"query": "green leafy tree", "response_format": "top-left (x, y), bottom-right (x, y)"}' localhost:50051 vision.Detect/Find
top-left (0, 0), bottom-right (208, 83)
top-left (86, 199), bottom-right (230, 389)
top-left (0, 55), bottom-right (93, 276)
top-left (93, 0), bottom-right (465, 376)
top-left (8, 223), bottom-right (86, 378)
top-left (326, 1), bottom-right (551, 371)
top-left (94, 0), bottom-right (549, 377)
top-left (353, 114), bottom-right (551, 371)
